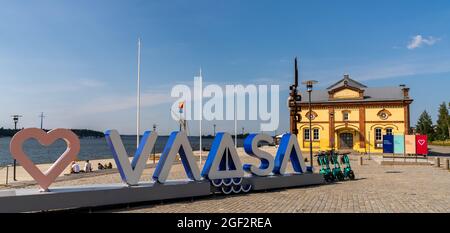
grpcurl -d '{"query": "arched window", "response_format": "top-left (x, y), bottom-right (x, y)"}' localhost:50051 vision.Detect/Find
top-left (304, 128), bottom-right (310, 140)
top-left (313, 128), bottom-right (320, 140)
top-left (386, 128), bottom-right (393, 135)
top-left (375, 128), bottom-right (382, 141)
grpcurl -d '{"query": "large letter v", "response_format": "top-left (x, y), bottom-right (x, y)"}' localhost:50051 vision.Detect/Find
top-left (105, 129), bottom-right (157, 186)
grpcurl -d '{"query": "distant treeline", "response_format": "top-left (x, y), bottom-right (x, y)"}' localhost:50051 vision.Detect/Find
top-left (0, 128), bottom-right (104, 138)
top-left (416, 101), bottom-right (449, 142)
top-left (70, 129), bottom-right (104, 138)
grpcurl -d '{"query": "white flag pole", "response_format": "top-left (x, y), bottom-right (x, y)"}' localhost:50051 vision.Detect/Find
top-left (234, 91), bottom-right (237, 148)
top-left (199, 68), bottom-right (203, 165)
top-left (136, 37), bottom-right (141, 148)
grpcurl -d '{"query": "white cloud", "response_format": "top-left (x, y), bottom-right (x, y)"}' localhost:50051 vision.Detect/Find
top-left (407, 35), bottom-right (440, 50)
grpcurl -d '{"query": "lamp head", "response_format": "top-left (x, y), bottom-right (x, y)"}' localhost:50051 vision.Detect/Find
top-left (302, 80), bottom-right (318, 92)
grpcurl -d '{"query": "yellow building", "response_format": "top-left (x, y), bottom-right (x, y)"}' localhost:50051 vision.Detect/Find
top-left (296, 74), bottom-right (413, 153)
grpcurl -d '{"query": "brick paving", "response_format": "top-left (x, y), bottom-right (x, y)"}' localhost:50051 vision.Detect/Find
top-left (3, 147), bottom-right (450, 213)
top-left (113, 150), bottom-right (450, 213)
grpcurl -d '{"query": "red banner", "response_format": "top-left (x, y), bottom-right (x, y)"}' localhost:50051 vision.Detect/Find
top-left (415, 135), bottom-right (428, 155)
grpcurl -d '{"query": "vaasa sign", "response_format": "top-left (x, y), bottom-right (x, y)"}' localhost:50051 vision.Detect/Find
top-left (9, 128), bottom-right (310, 193)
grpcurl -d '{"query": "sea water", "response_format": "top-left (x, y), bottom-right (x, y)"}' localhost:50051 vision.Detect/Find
top-left (0, 136), bottom-right (245, 167)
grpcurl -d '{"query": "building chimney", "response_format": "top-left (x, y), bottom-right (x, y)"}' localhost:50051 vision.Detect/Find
top-left (400, 84), bottom-right (409, 99)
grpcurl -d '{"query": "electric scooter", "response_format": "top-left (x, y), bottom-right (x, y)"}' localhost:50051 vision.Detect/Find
top-left (316, 151), bottom-right (334, 182)
top-left (340, 153), bottom-right (355, 180)
top-left (330, 150), bottom-right (345, 181)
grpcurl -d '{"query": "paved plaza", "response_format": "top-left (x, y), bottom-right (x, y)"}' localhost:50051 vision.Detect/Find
top-left (111, 155), bottom-right (450, 213)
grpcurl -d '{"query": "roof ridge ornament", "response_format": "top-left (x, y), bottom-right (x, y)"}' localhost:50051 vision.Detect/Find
top-left (327, 74), bottom-right (367, 90)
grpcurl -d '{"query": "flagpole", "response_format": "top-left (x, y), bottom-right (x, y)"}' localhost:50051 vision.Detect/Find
top-left (234, 91), bottom-right (237, 148)
top-left (199, 68), bottom-right (203, 165)
top-left (136, 37), bottom-right (141, 148)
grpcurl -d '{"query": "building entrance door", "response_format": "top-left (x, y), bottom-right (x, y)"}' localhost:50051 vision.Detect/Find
top-left (339, 133), bottom-right (353, 149)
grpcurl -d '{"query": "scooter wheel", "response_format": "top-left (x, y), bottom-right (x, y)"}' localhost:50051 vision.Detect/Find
top-left (328, 174), bottom-right (335, 182)
top-left (337, 172), bottom-right (345, 181)
top-left (349, 171), bottom-right (355, 180)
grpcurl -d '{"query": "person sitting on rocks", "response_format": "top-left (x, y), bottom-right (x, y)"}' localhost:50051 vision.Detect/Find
top-left (97, 163), bottom-right (104, 170)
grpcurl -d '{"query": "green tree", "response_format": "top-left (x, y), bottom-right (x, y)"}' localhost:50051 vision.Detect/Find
top-left (448, 102), bottom-right (450, 139)
top-left (416, 111), bottom-right (435, 141)
top-left (435, 102), bottom-right (449, 140)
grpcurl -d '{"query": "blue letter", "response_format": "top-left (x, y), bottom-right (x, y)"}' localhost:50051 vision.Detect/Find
top-left (273, 134), bottom-right (307, 175)
top-left (153, 131), bottom-right (202, 183)
top-left (201, 132), bottom-right (244, 180)
top-left (243, 134), bottom-right (274, 176)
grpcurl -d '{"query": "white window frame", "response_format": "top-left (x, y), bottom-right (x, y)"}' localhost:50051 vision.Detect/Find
top-left (313, 128), bottom-right (320, 140)
top-left (386, 128), bottom-right (393, 136)
top-left (375, 128), bottom-right (382, 141)
top-left (304, 128), bottom-right (310, 141)
top-left (343, 112), bottom-right (349, 121)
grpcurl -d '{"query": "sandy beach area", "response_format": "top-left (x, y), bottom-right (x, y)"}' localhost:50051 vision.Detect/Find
top-left (0, 157), bottom-right (123, 184)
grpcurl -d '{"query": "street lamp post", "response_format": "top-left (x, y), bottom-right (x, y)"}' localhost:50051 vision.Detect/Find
top-left (302, 80), bottom-right (318, 168)
top-left (213, 124), bottom-right (216, 137)
top-left (11, 114), bottom-right (22, 181)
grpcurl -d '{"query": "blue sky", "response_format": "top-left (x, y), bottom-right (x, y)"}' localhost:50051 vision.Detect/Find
top-left (0, 0), bottom-right (449, 135)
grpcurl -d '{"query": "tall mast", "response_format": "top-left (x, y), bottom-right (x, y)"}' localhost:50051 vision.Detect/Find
top-left (199, 67), bottom-right (203, 165)
top-left (137, 37), bottom-right (141, 148)
top-left (234, 90), bottom-right (237, 148)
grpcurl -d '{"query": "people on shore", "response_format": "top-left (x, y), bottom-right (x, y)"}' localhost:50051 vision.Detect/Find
top-left (96, 162), bottom-right (113, 170)
top-left (71, 161), bottom-right (80, 174)
top-left (84, 160), bottom-right (92, 173)
top-left (68, 160), bottom-right (114, 174)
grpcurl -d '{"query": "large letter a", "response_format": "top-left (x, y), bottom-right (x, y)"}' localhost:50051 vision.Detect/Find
top-left (153, 131), bottom-right (202, 183)
top-left (201, 132), bottom-right (244, 180)
top-left (273, 134), bottom-right (307, 175)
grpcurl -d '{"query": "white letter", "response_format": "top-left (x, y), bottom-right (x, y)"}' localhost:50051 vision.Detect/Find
top-left (259, 85), bottom-right (279, 131)
top-left (203, 84), bottom-right (223, 120)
